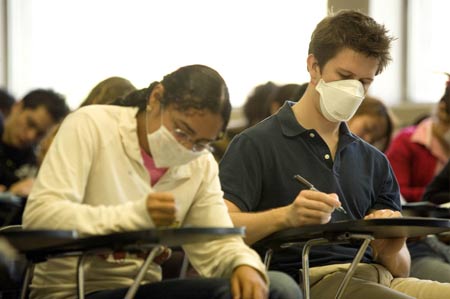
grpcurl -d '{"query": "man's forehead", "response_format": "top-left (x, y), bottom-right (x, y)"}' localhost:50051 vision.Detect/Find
top-left (24, 106), bottom-right (56, 126)
top-left (327, 52), bottom-right (378, 78)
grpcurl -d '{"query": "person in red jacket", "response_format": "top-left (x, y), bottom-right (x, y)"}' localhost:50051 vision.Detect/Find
top-left (386, 80), bottom-right (450, 202)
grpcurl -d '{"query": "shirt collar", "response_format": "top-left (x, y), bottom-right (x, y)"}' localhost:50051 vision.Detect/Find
top-left (276, 101), bottom-right (356, 141)
top-left (277, 101), bottom-right (307, 137)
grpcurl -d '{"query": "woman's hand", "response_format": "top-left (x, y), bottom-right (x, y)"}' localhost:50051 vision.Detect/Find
top-left (146, 192), bottom-right (177, 227)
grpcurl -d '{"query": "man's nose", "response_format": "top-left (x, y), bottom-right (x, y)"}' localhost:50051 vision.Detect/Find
top-left (25, 129), bottom-right (38, 142)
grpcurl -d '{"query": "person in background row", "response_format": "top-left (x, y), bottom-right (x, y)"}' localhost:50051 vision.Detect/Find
top-left (212, 82), bottom-right (306, 161)
top-left (347, 95), bottom-right (395, 152)
top-left (423, 159), bottom-right (450, 205)
top-left (0, 89), bottom-right (70, 197)
top-left (385, 76), bottom-right (450, 284)
top-left (36, 76), bottom-right (137, 166)
top-left (78, 76), bottom-right (137, 107)
top-left (386, 79), bottom-right (450, 203)
top-left (267, 82), bottom-right (308, 115)
top-left (243, 81), bottom-right (280, 129)
top-left (23, 64), bottom-right (302, 299)
top-left (0, 88), bottom-right (16, 118)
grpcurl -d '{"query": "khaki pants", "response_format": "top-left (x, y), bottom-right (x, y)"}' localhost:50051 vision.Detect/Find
top-left (309, 263), bottom-right (450, 299)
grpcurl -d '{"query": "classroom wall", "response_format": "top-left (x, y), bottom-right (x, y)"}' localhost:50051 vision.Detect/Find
top-left (0, 0), bottom-right (437, 129)
top-left (0, 0), bottom-right (7, 87)
top-left (328, 0), bottom-right (368, 14)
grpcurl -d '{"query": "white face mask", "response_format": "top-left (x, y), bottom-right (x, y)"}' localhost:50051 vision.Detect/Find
top-left (315, 79), bottom-right (365, 122)
top-left (146, 110), bottom-right (206, 168)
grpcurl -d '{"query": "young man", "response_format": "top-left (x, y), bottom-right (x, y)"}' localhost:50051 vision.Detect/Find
top-left (0, 89), bottom-right (70, 196)
top-left (219, 10), bottom-right (450, 299)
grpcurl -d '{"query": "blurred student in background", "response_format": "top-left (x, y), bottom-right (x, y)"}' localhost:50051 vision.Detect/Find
top-left (267, 83), bottom-right (308, 115)
top-left (347, 95), bottom-right (395, 152)
top-left (79, 76), bottom-right (137, 107)
top-left (0, 89), bottom-right (69, 197)
top-left (36, 76), bottom-right (137, 166)
top-left (212, 82), bottom-right (306, 161)
top-left (386, 79), bottom-right (450, 283)
top-left (386, 80), bottom-right (450, 202)
top-left (422, 159), bottom-right (450, 205)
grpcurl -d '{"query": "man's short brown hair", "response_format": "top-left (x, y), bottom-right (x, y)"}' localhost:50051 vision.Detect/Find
top-left (308, 10), bottom-right (395, 75)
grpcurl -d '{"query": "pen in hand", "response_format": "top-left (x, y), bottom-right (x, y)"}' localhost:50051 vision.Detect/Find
top-left (293, 174), bottom-right (347, 215)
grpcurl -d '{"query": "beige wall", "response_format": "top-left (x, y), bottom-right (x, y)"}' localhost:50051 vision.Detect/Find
top-left (390, 103), bottom-right (434, 128)
top-left (328, 0), bottom-right (368, 14)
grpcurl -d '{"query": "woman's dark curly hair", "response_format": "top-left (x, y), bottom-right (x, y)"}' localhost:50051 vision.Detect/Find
top-left (114, 64), bottom-right (231, 133)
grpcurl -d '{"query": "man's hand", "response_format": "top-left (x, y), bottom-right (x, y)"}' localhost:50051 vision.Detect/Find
top-left (364, 209), bottom-right (410, 277)
top-left (231, 265), bottom-right (268, 299)
top-left (364, 209), bottom-right (406, 257)
top-left (8, 178), bottom-right (34, 197)
top-left (285, 190), bottom-right (341, 227)
top-left (146, 192), bottom-right (177, 227)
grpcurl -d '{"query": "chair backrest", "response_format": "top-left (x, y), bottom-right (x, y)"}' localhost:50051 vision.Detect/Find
top-left (0, 193), bottom-right (26, 226)
top-left (0, 226), bottom-right (27, 298)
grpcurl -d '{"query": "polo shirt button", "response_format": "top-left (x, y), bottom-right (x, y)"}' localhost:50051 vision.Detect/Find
top-left (324, 154), bottom-right (330, 160)
top-left (309, 132), bottom-right (315, 138)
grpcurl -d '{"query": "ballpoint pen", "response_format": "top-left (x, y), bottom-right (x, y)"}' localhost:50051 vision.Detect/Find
top-left (293, 174), bottom-right (348, 214)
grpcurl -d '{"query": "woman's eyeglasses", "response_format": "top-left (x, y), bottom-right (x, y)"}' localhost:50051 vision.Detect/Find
top-left (172, 128), bottom-right (215, 153)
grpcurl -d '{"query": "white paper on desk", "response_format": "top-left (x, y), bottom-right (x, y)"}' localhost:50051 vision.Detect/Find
top-left (439, 202), bottom-right (450, 208)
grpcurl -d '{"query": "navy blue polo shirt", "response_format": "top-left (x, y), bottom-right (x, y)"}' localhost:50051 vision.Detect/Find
top-left (219, 102), bottom-right (401, 281)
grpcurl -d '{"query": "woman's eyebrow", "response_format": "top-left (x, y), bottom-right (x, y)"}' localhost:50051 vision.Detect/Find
top-left (177, 119), bottom-right (216, 143)
top-left (176, 119), bottom-right (196, 135)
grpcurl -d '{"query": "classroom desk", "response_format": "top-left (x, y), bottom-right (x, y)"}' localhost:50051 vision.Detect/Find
top-left (0, 227), bottom-right (244, 299)
top-left (401, 202), bottom-right (450, 219)
top-left (255, 217), bottom-right (450, 299)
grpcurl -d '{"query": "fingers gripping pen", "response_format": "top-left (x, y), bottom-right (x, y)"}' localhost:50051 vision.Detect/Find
top-left (293, 174), bottom-right (347, 214)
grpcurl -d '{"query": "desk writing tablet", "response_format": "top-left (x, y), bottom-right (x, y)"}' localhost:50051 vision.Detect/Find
top-left (1, 227), bottom-right (245, 259)
top-left (2, 227), bottom-right (244, 299)
top-left (401, 203), bottom-right (450, 219)
top-left (256, 217), bottom-right (450, 249)
top-left (0, 229), bottom-right (78, 253)
top-left (54, 227), bottom-right (245, 254)
top-left (256, 217), bottom-right (450, 299)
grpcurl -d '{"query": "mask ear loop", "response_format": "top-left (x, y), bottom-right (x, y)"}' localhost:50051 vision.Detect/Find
top-left (146, 102), bottom-right (166, 137)
top-left (145, 104), bottom-right (152, 137)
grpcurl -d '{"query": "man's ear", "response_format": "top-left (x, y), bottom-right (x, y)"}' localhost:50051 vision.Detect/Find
top-left (307, 54), bottom-right (321, 85)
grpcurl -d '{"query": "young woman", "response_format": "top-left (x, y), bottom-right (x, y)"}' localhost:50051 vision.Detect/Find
top-left (23, 64), bottom-right (301, 299)
top-left (347, 95), bottom-right (394, 152)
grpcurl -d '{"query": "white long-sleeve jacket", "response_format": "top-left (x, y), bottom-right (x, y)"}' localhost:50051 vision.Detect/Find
top-left (23, 105), bottom-right (266, 299)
